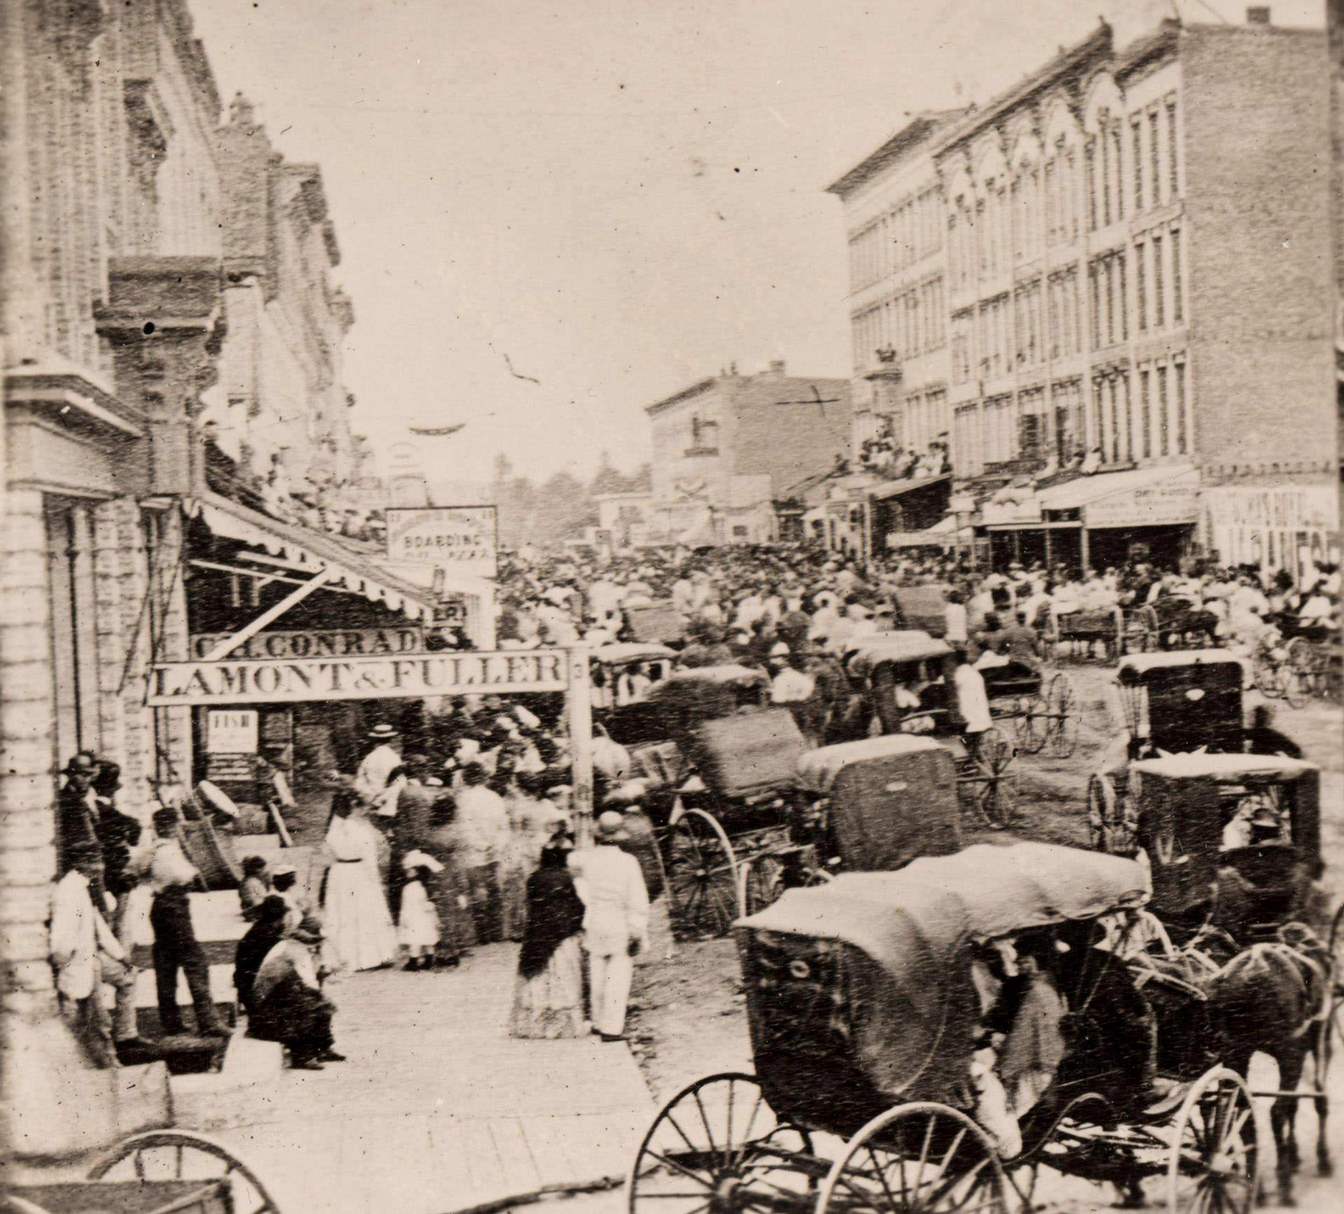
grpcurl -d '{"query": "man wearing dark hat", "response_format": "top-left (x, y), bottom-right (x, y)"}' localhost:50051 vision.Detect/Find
top-left (91, 761), bottom-right (147, 1048)
top-left (49, 842), bottom-right (135, 1066)
top-left (248, 913), bottom-right (342, 1070)
top-left (57, 752), bottom-right (101, 876)
top-left (148, 808), bottom-right (227, 1038)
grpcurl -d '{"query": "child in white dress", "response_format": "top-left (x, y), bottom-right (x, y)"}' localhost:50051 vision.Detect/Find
top-left (398, 851), bottom-right (443, 971)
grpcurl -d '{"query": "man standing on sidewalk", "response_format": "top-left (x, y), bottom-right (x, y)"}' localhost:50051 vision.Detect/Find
top-left (573, 811), bottom-right (648, 1043)
top-left (148, 809), bottom-right (228, 1038)
top-left (49, 843), bottom-right (135, 1067)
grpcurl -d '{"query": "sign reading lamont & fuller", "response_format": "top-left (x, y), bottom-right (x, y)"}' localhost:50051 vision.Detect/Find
top-left (149, 648), bottom-right (568, 706)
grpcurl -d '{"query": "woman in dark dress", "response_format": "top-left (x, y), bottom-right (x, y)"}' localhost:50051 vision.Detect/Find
top-left (424, 789), bottom-right (477, 967)
top-left (234, 895), bottom-right (289, 1018)
top-left (509, 838), bottom-right (587, 1038)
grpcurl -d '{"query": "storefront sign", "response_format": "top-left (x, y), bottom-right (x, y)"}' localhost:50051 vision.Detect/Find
top-left (1085, 480), bottom-right (1199, 529)
top-left (385, 506), bottom-right (498, 577)
top-left (1204, 484), bottom-right (1341, 577)
top-left (149, 649), bottom-right (569, 706)
top-left (206, 709), bottom-right (258, 753)
top-left (190, 627), bottom-right (425, 661)
top-left (981, 496), bottom-right (1042, 526)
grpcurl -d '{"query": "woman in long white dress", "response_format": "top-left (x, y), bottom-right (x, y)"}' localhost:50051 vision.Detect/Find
top-left (321, 790), bottom-right (398, 972)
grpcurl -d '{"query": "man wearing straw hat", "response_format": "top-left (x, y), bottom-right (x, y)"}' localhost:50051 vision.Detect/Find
top-left (572, 811), bottom-right (649, 1042)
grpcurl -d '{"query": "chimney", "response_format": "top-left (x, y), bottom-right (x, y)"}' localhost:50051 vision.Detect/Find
top-left (1246, 6), bottom-right (1270, 24)
top-left (767, 359), bottom-right (786, 375)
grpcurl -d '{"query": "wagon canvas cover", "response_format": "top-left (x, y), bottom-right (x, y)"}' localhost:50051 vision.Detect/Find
top-left (737, 844), bottom-right (1148, 1109)
top-left (796, 736), bottom-right (960, 871)
top-left (688, 709), bottom-right (805, 797)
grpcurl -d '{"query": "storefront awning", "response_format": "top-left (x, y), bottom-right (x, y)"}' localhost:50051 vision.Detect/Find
top-left (191, 493), bottom-right (435, 622)
top-left (1035, 464), bottom-right (1198, 528)
top-left (869, 472), bottom-right (951, 502)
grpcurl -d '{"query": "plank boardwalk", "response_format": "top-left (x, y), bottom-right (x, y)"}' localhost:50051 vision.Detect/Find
top-left (173, 943), bottom-right (653, 1214)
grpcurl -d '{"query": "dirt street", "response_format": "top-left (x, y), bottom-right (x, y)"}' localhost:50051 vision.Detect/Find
top-left (620, 665), bottom-right (1344, 1213)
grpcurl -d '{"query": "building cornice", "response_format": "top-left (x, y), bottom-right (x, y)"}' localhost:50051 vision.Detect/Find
top-left (644, 376), bottom-right (719, 417)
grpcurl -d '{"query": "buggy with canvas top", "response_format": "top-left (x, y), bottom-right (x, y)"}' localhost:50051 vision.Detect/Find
top-left (627, 842), bottom-right (1264, 1214)
top-left (734, 734), bottom-right (963, 917)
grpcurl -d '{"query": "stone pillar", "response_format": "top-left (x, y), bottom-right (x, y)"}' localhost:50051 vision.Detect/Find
top-left (112, 500), bottom-right (156, 818)
top-left (91, 499), bottom-right (129, 791)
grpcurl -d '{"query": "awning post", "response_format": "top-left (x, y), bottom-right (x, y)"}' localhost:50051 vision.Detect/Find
top-left (565, 647), bottom-right (595, 848)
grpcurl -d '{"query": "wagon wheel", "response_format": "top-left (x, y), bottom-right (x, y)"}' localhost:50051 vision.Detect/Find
top-left (736, 854), bottom-right (787, 918)
top-left (1012, 693), bottom-right (1047, 755)
top-left (88, 1130), bottom-right (281, 1213)
top-left (969, 728), bottom-right (1016, 831)
top-left (1166, 1067), bottom-right (1258, 1214)
top-left (627, 1072), bottom-right (817, 1214)
top-left (817, 1102), bottom-right (1011, 1214)
top-left (1043, 673), bottom-right (1079, 760)
top-left (666, 808), bottom-right (739, 939)
top-left (1086, 772), bottom-right (1119, 852)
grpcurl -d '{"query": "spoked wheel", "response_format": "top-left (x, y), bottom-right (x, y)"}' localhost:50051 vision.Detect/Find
top-left (88, 1130), bottom-right (281, 1214)
top-left (967, 728), bottom-right (1016, 830)
top-left (666, 807), bottom-right (739, 939)
top-left (1043, 673), bottom-right (1079, 759)
top-left (1013, 694), bottom-right (1047, 755)
top-left (627, 1072), bottom-right (818, 1214)
top-left (1086, 772), bottom-right (1120, 852)
top-left (1166, 1067), bottom-right (1258, 1214)
top-left (817, 1101), bottom-right (1010, 1214)
top-left (736, 854), bottom-right (786, 918)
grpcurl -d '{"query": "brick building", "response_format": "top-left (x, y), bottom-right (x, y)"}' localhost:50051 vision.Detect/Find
top-left (829, 11), bottom-right (1339, 575)
top-left (0, 0), bottom-right (430, 1166)
top-left (643, 362), bottom-right (851, 545)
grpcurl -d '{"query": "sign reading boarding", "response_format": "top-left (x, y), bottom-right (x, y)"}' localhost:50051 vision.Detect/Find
top-left (149, 649), bottom-right (567, 706)
top-left (386, 506), bottom-right (497, 577)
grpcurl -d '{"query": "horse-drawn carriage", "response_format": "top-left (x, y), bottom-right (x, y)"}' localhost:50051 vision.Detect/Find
top-left (598, 662), bottom-right (809, 938)
top-left (890, 583), bottom-right (952, 636)
top-left (1087, 650), bottom-right (1248, 855)
top-left (734, 734), bottom-right (963, 917)
top-left (846, 632), bottom-right (1077, 824)
top-left (1045, 604), bottom-right (1126, 662)
top-left (629, 842), bottom-right (1268, 1214)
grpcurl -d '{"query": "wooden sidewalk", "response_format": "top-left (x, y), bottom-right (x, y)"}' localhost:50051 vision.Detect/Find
top-left (172, 943), bottom-right (654, 1213)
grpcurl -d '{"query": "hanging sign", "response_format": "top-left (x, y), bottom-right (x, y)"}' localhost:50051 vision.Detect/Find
top-left (190, 627), bottom-right (425, 661)
top-left (149, 648), bottom-right (567, 706)
top-left (385, 505), bottom-right (498, 577)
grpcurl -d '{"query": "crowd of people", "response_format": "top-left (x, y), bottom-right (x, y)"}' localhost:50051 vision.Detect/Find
top-left (47, 535), bottom-right (1337, 1073)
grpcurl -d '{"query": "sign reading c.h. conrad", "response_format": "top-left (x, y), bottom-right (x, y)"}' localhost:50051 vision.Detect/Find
top-left (149, 649), bottom-right (567, 705)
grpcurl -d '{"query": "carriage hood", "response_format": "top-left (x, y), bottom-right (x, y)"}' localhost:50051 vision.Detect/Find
top-left (738, 843), bottom-right (1150, 968)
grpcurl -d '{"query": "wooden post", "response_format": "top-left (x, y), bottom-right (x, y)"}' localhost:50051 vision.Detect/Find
top-left (1080, 525), bottom-right (1091, 574)
top-left (566, 646), bottom-right (595, 848)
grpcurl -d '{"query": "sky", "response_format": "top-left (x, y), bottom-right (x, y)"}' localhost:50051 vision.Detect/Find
top-left (188, 0), bottom-right (1325, 484)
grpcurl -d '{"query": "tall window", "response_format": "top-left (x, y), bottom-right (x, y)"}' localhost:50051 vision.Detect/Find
top-left (1107, 379), bottom-right (1120, 462)
top-left (1117, 252), bottom-right (1128, 341)
top-left (1135, 239), bottom-right (1147, 331)
top-left (1088, 265), bottom-right (1100, 348)
top-left (1085, 139), bottom-right (1098, 231)
top-left (1103, 259), bottom-right (1115, 345)
top-left (1166, 101), bottom-right (1180, 198)
top-left (1121, 373), bottom-right (1134, 463)
top-left (1132, 118), bottom-right (1144, 211)
top-left (1149, 111), bottom-right (1161, 208)
top-left (1140, 368), bottom-right (1152, 459)
top-left (1152, 234), bottom-right (1165, 328)
top-left (1111, 126), bottom-right (1124, 221)
top-left (1174, 358), bottom-right (1188, 453)
top-left (1170, 227), bottom-right (1183, 322)
top-left (1157, 363), bottom-right (1170, 455)
top-left (1100, 130), bottom-right (1111, 227)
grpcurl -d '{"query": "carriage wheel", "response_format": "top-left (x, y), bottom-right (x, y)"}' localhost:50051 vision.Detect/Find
top-left (1086, 773), bottom-right (1119, 852)
top-left (666, 808), bottom-right (739, 939)
top-left (88, 1130), bottom-right (281, 1213)
top-left (736, 854), bottom-right (786, 918)
top-left (1042, 674), bottom-right (1079, 759)
top-left (817, 1101), bottom-right (1010, 1214)
top-left (1012, 694), bottom-right (1047, 755)
top-left (1166, 1067), bottom-right (1258, 1214)
top-left (970, 728), bottom-right (1016, 831)
top-left (627, 1072), bottom-right (817, 1214)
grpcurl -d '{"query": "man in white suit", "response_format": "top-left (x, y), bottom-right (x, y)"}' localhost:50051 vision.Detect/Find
top-left (573, 811), bottom-right (649, 1042)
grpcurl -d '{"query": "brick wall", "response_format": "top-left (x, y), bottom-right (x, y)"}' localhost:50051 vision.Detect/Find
top-left (729, 375), bottom-right (853, 498)
top-left (1182, 25), bottom-right (1335, 482)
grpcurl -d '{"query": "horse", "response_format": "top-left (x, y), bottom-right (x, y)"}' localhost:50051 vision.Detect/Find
top-left (1204, 931), bottom-right (1332, 1206)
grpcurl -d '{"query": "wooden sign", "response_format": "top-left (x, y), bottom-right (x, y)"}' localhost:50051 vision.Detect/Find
top-left (190, 627), bottom-right (425, 661)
